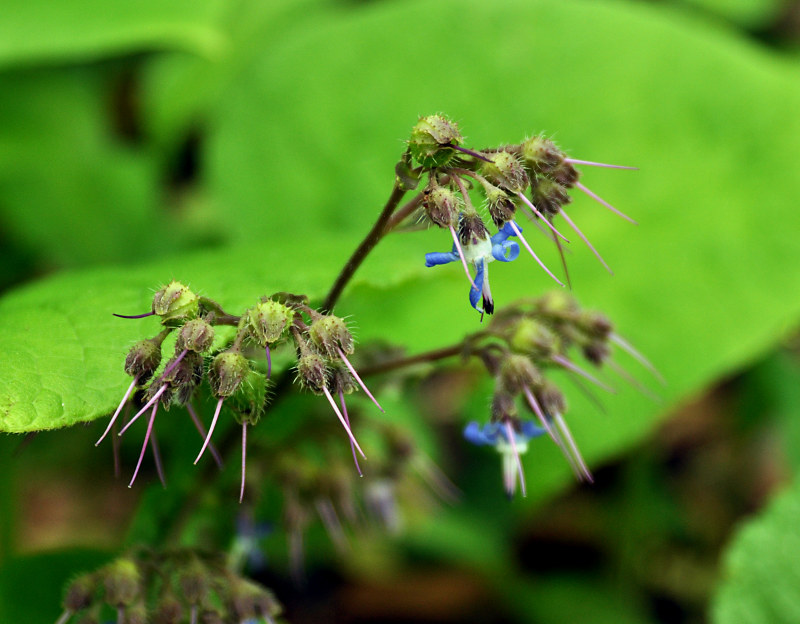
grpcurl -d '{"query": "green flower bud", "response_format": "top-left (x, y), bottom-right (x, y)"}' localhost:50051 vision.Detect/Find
top-left (229, 370), bottom-right (269, 425)
top-left (308, 315), bottom-right (354, 357)
top-left (246, 299), bottom-right (294, 345)
top-left (483, 182), bottom-right (516, 227)
top-left (423, 184), bottom-right (461, 228)
top-left (481, 150), bottom-right (529, 194)
top-left (210, 351), bottom-right (250, 398)
top-left (578, 311), bottom-right (613, 339)
top-left (491, 391), bottom-right (516, 422)
top-left (152, 280), bottom-right (199, 325)
top-left (103, 558), bottom-right (140, 607)
top-left (537, 291), bottom-right (579, 317)
top-left (500, 355), bottom-right (543, 394)
top-left (539, 381), bottom-right (566, 415)
top-left (509, 319), bottom-right (560, 358)
top-left (124, 338), bottom-right (162, 383)
top-left (531, 176), bottom-right (571, 217)
top-left (297, 351), bottom-right (328, 393)
top-left (176, 318), bottom-right (215, 353)
top-left (63, 573), bottom-right (97, 612)
top-left (408, 114), bottom-right (462, 168)
top-left (521, 135), bottom-right (563, 174)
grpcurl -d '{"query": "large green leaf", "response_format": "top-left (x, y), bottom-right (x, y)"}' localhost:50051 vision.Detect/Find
top-left (712, 478), bottom-right (800, 624)
top-left (0, 0), bottom-right (226, 69)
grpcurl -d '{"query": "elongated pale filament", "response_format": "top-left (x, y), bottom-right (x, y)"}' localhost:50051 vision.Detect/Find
top-left (551, 353), bottom-right (615, 393)
top-left (554, 413), bottom-right (594, 483)
top-left (240, 422), bottom-right (247, 503)
top-left (507, 221), bottom-right (564, 287)
top-left (194, 397), bottom-right (224, 464)
top-left (150, 430), bottom-right (166, 488)
top-left (559, 210), bottom-right (613, 274)
top-left (321, 386), bottom-right (366, 459)
top-left (97, 376), bottom-right (138, 445)
top-left (574, 181), bottom-right (638, 224)
top-left (516, 192), bottom-right (569, 242)
top-left (128, 402), bottom-right (158, 488)
top-left (611, 333), bottom-right (665, 384)
top-left (564, 158), bottom-right (638, 170)
top-left (339, 388), bottom-right (362, 476)
top-left (186, 403), bottom-right (223, 468)
top-left (504, 420), bottom-right (527, 498)
top-left (448, 224), bottom-right (478, 291)
top-left (119, 384), bottom-right (167, 436)
top-left (336, 346), bottom-right (384, 412)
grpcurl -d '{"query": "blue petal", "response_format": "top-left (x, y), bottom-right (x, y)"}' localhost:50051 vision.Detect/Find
top-left (520, 420), bottom-right (547, 440)
top-left (425, 250), bottom-right (458, 267)
top-left (491, 220), bottom-right (521, 245)
top-left (492, 240), bottom-right (520, 263)
top-left (469, 259), bottom-right (484, 311)
top-left (464, 422), bottom-right (492, 446)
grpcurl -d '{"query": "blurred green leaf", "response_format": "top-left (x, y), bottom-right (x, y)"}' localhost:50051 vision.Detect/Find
top-left (712, 478), bottom-right (800, 624)
top-left (0, 0), bottom-right (226, 69)
top-left (0, 550), bottom-right (109, 624)
top-left (678, 0), bottom-right (785, 29)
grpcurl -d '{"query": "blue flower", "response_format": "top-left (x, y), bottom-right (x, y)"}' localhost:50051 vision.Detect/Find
top-left (464, 419), bottom-right (545, 497)
top-left (425, 220), bottom-right (521, 314)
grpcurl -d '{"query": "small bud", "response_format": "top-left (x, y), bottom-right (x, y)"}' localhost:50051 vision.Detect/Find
top-left (531, 176), bottom-right (571, 217)
top-left (551, 160), bottom-right (580, 187)
top-left (481, 150), bottom-right (529, 194)
top-left (229, 370), bottom-right (269, 425)
top-left (483, 182), bottom-right (516, 227)
top-left (152, 280), bottom-right (199, 325)
top-left (102, 558), bottom-right (140, 607)
top-left (509, 319), bottom-right (559, 358)
top-left (210, 351), bottom-right (250, 398)
top-left (297, 352), bottom-right (328, 393)
top-left (537, 291), bottom-right (579, 317)
top-left (538, 381), bottom-right (567, 415)
top-left (423, 184), bottom-right (461, 228)
top-left (578, 311), bottom-right (613, 339)
top-left (124, 339), bottom-right (162, 383)
top-left (176, 319), bottom-right (215, 353)
top-left (458, 212), bottom-right (490, 247)
top-left (583, 340), bottom-right (610, 365)
top-left (408, 114), bottom-right (462, 168)
top-left (330, 364), bottom-right (357, 395)
top-left (63, 573), bottom-right (97, 612)
top-left (246, 299), bottom-right (294, 345)
top-left (491, 392), bottom-right (516, 422)
top-left (308, 315), bottom-right (354, 357)
top-left (153, 594), bottom-right (183, 624)
top-left (500, 355), bottom-right (543, 394)
top-left (521, 135), bottom-right (563, 174)
top-left (160, 350), bottom-right (204, 407)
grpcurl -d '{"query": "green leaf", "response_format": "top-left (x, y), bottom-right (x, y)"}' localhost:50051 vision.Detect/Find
top-left (712, 479), bottom-right (800, 624)
top-left (0, 0), bottom-right (227, 69)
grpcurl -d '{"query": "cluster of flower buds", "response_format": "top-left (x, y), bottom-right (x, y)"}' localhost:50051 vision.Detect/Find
top-left (406, 114), bottom-right (637, 316)
top-left (55, 548), bottom-right (282, 624)
top-left (459, 292), bottom-right (663, 497)
top-left (100, 281), bottom-right (382, 501)
top-left (260, 422), bottom-right (457, 582)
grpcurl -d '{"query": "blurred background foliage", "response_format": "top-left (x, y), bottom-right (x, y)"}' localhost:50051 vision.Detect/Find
top-left (2, 0), bottom-right (800, 622)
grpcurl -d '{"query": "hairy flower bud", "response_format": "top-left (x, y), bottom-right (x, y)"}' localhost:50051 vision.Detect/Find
top-left (500, 355), bottom-right (543, 394)
top-left (510, 319), bottom-right (559, 358)
top-left (521, 135), bottom-right (563, 174)
top-left (491, 391), bottom-right (516, 422)
top-left (481, 150), bottom-right (529, 194)
top-left (246, 299), bottom-right (294, 345)
top-left (578, 311), bottom-right (613, 339)
top-left (176, 318), bottom-right (215, 353)
top-left (124, 338), bottom-right (162, 383)
top-left (583, 340), bottom-right (610, 365)
top-left (297, 352), bottom-right (328, 393)
top-left (309, 315), bottom-right (354, 357)
top-left (538, 381), bottom-right (566, 415)
top-left (531, 176), bottom-right (571, 217)
top-left (153, 594), bottom-right (183, 624)
top-left (483, 182), bottom-right (516, 227)
top-left (152, 280), bottom-right (199, 325)
top-left (229, 370), bottom-right (269, 425)
top-left (64, 573), bottom-right (97, 612)
top-left (408, 114), bottom-right (463, 168)
top-left (551, 160), bottom-right (579, 187)
top-left (103, 558), bottom-right (140, 607)
top-left (210, 351), bottom-right (250, 398)
top-left (423, 184), bottom-right (460, 227)
top-left (458, 212), bottom-right (490, 247)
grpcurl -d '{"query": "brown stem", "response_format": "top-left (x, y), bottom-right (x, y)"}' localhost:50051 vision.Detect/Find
top-left (358, 343), bottom-right (467, 377)
top-left (322, 183), bottom-right (407, 312)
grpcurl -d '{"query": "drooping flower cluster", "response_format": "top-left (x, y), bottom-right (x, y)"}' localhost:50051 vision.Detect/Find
top-left (55, 548), bottom-right (282, 624)
top-left (458, 292), bottom-right (662, 497)
top-left (100, 281), bottom-right (381, 501)
top-left (406, 114), bottom-right (637, 315)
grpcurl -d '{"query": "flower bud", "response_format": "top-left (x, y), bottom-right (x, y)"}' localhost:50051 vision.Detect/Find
top-left (297, 352), bottom-right (328, 393)
top-left (531, 176), bottom-right (571, 217)
top-left (330, 364), bottom-right (357, 395)
top-left (309, 315), bottom-right (353, 357)
top-left (176, 318), bottom-right (215, 353)
top-left (481, 150), bottom-right (529, 194)
top-left (551, 160), bottom-right (579, 187)
top-left (521, 135), bottom-right (563, 174)
top-left (153, 594), bottom-right (183, 624)
top-left (152, 280), bottom-right (199, 325)
top-left (458, 212), bottom-right (490, 247)
top-left (583, 340), bottom-right (610, 365)
top-left (423, 184), bottom-right (460, 228)
top-left (537, 291), bottom-right (579, 317)
top-left (408, 114), bottom-right (462, 168)
top-left (509, 319), bottom-right (559, 358)
top-left (483, 182), bottom-right (516, 227)
top-left (538, 381), bottom-right (566, 415)
top-left (210, 351), bottom-right (250, 398)
top-left (102, 558), bottom-right (140, 607)
top-left (491, 391), bottom-right (516, 422)
top-left (63, 573), bottom-right (97, 612)
top-left (124, 338), bottom-right (162, 383)
top-left (578, 311), bottom-right (613, 339)
top-left (500, 355), bottom-right (543, 394)
top-left (229, 370), bottom-right (269, 425)
top-left (246, 299), bottom-right (294, 345)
